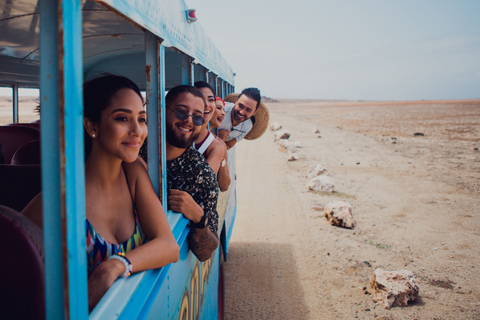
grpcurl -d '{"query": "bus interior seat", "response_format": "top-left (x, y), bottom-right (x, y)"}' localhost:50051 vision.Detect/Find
top-left (7, 122), bottom-right (41, 131)
top-left (0, 141), bottom-right (4, 164)
top-left (0, 164), bottom-right (42, 212)
top-left (0, 205), bottom-right (45, 320)
top-left (0, 126), bottom-right (40, 164)
top-left (11, 140), bottom-right (41, 165)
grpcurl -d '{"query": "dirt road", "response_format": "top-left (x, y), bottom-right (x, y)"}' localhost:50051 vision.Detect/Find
top-left (224, 100), bottom-right (480, 319)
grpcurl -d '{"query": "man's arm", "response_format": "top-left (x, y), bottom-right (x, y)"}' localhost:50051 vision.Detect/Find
top-left (224, 138), bottom-right (236, 150)
top-left (168, 189), bottom-right (219, 261)
top-left (217, 128), bottom-right (230, 141)
top-left (188, 227), bottom-right (218, 262)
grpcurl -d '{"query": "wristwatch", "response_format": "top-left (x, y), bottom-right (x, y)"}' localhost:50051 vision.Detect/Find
top-left (220, 158), bottom-right (227, 168)
top-left (191, 214), bottom-right (209, 229)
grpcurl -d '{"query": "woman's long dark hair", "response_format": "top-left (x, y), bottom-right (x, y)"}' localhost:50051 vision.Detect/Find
top-left (83, 74), bottom-right (143, 159)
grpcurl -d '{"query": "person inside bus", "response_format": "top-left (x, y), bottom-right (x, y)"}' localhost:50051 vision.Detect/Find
top-left (22, 74), bottom-right (179, 311)
top-left (217, 87), bottom-right (261, 149)
top-left (165, 85), bottom-right (219, 261)
top-left (193, 81), bottom-right (230, 192)
top-left (209, 96), bottom-right (231, 191)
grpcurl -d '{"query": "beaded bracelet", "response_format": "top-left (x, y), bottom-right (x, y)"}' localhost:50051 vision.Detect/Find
top-left (108, 252), bottom-right (132, 278)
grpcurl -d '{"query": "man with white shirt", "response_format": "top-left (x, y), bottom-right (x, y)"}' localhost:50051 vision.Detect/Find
top-left (217, 87), bottom-right (261, 149)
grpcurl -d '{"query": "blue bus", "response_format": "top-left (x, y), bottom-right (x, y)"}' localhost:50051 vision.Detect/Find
top-left (0, 0), bottom-right (236, 319)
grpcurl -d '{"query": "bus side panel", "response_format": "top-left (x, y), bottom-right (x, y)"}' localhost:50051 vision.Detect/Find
top-left (145, 238), bottom-right (220, 319)
top-left (199, 248), bottom-right (220, 320)
top-left (222, 146), bottom-right (237, 257)
top-left (145, 226), bottom-right (196, 319)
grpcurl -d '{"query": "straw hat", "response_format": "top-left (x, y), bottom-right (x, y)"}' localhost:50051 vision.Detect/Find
top-left (224, 93), bottom-right (269, 140)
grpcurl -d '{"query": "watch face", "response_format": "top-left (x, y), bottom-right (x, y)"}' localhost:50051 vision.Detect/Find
top-left (203, 216), bottom-right (209, 228)
top-left (192, 215), bottom-right (208, 229)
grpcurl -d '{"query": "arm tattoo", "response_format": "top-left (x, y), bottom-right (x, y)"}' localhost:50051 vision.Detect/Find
top-left (188, 228), bottom-right (219, 262)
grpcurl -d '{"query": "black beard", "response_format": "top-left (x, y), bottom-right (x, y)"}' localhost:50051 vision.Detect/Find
top-left (166, 121), bottom-right (200, 149)
top-left (233, 110), bottom-right (248, 123)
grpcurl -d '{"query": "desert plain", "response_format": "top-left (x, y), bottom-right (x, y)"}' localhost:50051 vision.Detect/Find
top-left (226, 99), bottom-right (480, 319)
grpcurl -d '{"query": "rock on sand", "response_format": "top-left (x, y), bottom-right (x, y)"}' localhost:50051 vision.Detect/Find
top-left (305, 164), bottom-right (327, 178)
top-left (369, 269), bottom-right (419, 309)
top-left (306, 175), bottom-right (335, 193)
top-left (323, 201), bottom-right (356, 228)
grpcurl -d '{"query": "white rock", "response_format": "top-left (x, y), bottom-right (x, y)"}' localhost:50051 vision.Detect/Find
top-left (277, 140), bottom-right (296, 153)
top-left (305, 164), bottom-right (327, 178)
top-left (274, 130), bottom-right (291, 141)
top-left (369, 269), bottom-right (419, 309)
top-left (269, 122), bottom-right (282, 131)
top-left (324, 201), bottom-right (355, 228)
top-left (286, 152), bottom-right (299, 161)
top-left (306, 175), bottom-right (335, 193)
top-left (293, 140), bottom-right (303, 148)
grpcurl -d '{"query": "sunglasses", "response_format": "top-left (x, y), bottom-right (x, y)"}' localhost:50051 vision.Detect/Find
top-left (167, 107), bottom-right (205, 126)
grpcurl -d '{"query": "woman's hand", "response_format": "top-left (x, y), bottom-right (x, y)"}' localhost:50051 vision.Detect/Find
top-left (88, 259), bottom-right (125, 311)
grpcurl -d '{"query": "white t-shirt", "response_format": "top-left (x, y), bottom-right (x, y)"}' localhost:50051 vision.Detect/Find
top-left (218, 102), bottom-right (253, 142)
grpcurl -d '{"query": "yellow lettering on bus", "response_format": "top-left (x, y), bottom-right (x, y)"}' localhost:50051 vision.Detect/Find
top-left (179, 291), bottom-right (189, 320)
top-left (190, 262), bottom-right (200, 320)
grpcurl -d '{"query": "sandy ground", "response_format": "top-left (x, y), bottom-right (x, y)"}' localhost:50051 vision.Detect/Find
top-left (0, 97), bottom-right (39, 125)
top-left (225, 99), bottom-right (480, 319)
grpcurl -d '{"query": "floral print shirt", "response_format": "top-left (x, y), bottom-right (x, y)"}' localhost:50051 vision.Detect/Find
top-left (167, 147), bottom-right (219, 232)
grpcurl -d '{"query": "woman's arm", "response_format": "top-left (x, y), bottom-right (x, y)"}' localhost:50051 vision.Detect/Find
top-left (89, 159), bottom-right (179, 310)
top-left (217, 142), bottom-right (231, 192)
top-left (205, 139), bottom-right (225, 174)
top-left (123, 158), bottom-right (179, 271)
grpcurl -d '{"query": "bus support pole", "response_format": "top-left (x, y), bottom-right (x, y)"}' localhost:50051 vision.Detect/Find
top-left (145, 32), bottom-right (167, 209)
top-left (190, 59), bottom-right (195, 85)
top-left (145, 31), bottom-right (161, 197)
top-left (12, 84), bottom-right (18, 123)
top-left (40, 0), bottom-right (87, 319)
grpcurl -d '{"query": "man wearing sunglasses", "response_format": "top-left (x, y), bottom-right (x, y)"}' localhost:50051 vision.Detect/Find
top-left (165, 85), bottom-right (219, 262)
top-left (217, 87), bottom-right (261, 149)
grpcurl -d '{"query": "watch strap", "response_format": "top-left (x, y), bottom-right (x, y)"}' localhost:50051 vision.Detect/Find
top-left (191, 214), bottom-right (208, 229)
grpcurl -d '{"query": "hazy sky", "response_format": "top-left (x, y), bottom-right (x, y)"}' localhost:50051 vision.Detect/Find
top-left (189, 0), bottom-right (480, 100)
top-left (2, 1), bottom-right (479, 101)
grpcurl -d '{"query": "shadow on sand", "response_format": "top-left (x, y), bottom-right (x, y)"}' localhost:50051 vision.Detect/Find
top-left (224, 241), bottom-right (309, 319)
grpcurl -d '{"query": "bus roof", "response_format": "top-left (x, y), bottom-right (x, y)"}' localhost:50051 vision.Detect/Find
top-left (0, 0), bottom-right (234, 89)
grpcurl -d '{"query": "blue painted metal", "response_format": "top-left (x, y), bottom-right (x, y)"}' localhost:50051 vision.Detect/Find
top-left (190, 60), bottom-right (195, 85)
top-left (12, 84), bottom-right (18, 123)
top-left (145, 234), bottom-right (221, 320)
top-left (39, 1), bottom-right (63, 317)
top-left (145, 31), bottom-right (161, 196)
top-left (223, 147), bottom-right (237, 257)
top-left (40, 0), bottom-right (88, 319)
top-left (159, 45), bottom-right (168, 208)
top-left (61, 1), bottom-right (89, 319)
top-left (145, 39), bottom-right (167, 208)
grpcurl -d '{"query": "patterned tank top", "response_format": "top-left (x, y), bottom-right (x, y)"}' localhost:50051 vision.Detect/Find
top-left (86, 208), bottom-right (145, 277)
